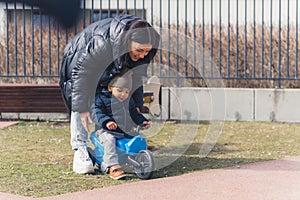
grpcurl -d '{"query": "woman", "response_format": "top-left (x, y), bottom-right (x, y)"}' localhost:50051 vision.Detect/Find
top-left (59, 14), bottom-right (160, 174)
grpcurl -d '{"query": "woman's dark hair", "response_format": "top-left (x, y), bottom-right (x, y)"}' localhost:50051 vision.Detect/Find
top-left (128, 20), bottom-right (157, 45)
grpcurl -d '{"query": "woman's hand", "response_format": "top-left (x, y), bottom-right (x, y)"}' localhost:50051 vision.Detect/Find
top-left (106, 121), bottom-right (118, 130)
top-left (80, 112), bottom-right (93, 132)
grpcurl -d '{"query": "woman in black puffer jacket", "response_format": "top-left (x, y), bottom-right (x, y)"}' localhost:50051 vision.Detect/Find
top-left (59, 14), bottom-right (160, 174)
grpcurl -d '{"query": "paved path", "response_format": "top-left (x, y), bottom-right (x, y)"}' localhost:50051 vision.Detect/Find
top-left (1, 156), bottom-right (300, 200)
top-left (0, 120), bottom-right (19, 129)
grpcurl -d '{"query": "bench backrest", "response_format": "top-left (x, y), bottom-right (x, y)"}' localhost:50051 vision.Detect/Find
top-left (0, 81), bottom-right (161, 115)
top-left (0, 84), bottom-right (67, 113)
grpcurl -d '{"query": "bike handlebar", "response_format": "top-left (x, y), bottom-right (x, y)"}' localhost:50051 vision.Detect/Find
top-left (136, 124), bottom-right (146, 133)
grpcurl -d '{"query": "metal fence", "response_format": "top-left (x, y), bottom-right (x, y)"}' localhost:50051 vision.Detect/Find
top-left (0, 0), bottom-right (300, 88)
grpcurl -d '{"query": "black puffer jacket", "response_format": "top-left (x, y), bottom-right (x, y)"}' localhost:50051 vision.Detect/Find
top-left (59, 15), bottom-right (160, 113)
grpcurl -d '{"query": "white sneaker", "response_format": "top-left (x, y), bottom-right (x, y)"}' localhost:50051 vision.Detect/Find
top-left (73, 146), bottom-right (95, 174)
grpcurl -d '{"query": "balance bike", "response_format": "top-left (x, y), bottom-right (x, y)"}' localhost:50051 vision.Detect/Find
top-left (87, 126), bottom-right (155, 180)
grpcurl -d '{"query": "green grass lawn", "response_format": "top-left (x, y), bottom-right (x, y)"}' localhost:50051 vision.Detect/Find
top-left (0, 120), bottom-right (299, 197)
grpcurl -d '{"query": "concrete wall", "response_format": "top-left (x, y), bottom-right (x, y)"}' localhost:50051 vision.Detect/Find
top-left (161, 87), bottom-right (300, 123)
top-left (2, 87), bottom-right (300, 123)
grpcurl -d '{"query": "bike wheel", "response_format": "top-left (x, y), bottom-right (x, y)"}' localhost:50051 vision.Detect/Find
top-left (134, 150), bottom-right (155, 180)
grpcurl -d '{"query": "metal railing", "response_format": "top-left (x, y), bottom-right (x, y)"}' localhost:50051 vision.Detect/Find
top-left (0, 0), bottom-right (299, 88)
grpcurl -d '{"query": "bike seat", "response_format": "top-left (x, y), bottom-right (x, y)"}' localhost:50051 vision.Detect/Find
top-left (90, 132), bottom-right (147, 156)
top-left (116, 138), bottom-right (131, 151)
top-left (117, 135), bottom-right (147, 154)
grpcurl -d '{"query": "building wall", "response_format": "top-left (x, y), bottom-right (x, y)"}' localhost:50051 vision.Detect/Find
top-left (1, 0), bottom-right (298, 29)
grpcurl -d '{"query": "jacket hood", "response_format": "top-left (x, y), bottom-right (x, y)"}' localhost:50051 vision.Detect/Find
top-left (109, 15), bottom-right (139, 66)
top-left (110, 15), bottom-right (138, 44)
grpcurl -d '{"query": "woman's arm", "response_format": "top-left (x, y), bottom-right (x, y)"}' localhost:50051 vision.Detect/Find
top-left (72, 36), bottom-right (113, 113)
top-left (131, 64), bottom-right (148, 110)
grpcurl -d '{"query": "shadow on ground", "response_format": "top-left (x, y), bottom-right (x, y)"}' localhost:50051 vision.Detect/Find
top-left (148, 142), bottom-right (272, 179)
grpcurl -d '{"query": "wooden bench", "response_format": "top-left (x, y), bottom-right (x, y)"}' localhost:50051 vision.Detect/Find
top-left (0, 79), bottom-right (161, 115)
top-left (0, 84), bottom-right (67, 113)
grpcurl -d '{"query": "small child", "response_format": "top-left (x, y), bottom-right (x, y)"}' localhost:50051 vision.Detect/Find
top-left (94, 74), bottom-right (150, 180)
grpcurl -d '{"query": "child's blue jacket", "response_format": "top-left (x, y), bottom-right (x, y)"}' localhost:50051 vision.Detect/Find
top-left (94, 87), bottom-right (148, 134)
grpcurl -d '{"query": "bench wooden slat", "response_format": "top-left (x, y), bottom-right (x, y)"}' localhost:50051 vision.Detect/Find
top-left (0, 83), bottom-right (159, 114)
top-left (0, 84), bottom-right (67, 113)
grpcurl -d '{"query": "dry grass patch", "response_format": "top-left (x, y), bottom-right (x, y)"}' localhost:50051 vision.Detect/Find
top-left (0, 121), bottom-right (299, 197)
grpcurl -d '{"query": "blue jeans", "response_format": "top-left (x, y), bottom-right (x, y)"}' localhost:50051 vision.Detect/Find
top-left (70, 106), bottom-right (98, 149)
top-left (70, 111), bottom-right (89, 149)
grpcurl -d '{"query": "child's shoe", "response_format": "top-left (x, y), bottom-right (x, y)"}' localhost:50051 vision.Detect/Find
top-left (109, 164), bottom-right (126, 180)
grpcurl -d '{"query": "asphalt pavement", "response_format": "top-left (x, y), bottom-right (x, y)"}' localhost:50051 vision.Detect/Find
top-left (0, 156), bottom-right (300, 200)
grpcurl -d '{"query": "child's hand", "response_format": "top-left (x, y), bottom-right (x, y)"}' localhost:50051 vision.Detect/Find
top-left (143, 121), bottom-right (151, 129)
top-left (106, 121), bottom-right (117, 130)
